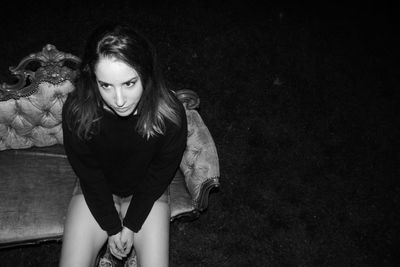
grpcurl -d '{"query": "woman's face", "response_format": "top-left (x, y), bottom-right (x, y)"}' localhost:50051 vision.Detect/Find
top-left (95, 56), bottom-right (143, 117)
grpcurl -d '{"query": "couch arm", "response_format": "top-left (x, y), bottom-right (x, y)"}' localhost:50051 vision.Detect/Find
top-left (176, 90), bottom-right (220, 211)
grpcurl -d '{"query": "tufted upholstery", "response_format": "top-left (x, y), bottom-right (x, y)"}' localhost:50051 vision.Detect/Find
top-left (177, 108), bottom-right (219, 213)
top-left (0, 45), bottom-right (220, 257)
top-left (0, 81), bottom-right (73, 150)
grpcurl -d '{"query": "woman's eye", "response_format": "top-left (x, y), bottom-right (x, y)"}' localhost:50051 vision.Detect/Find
top-left (125, 81), bottom-right (136, 87)
top-left (99, 83), bottom-right (109, 89)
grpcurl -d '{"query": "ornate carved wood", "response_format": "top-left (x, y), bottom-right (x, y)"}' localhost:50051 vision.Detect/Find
top-left (175, 89), bottom-right (200, 110)
top-left (0, 44), bottom-right (81, 101)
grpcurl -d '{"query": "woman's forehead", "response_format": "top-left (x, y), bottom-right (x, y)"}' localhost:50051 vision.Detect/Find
top-left (95, 56), bottom-right (139, 83)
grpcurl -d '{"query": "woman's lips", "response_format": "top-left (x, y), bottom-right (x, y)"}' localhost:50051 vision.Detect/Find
top-left (115, 107), bottom-right (130, 112)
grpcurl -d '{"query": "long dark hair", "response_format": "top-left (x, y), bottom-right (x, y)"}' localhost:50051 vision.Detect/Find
top-left (65, 23), bottom-right (182, 140)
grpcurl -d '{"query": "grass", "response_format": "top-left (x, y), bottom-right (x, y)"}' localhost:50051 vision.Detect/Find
top-left (0, 2), bottom-right (398, 266)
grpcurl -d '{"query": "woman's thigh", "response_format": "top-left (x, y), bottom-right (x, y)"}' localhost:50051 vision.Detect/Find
top-left (120, 198), bottom-right (170, 267)
top-left (59, 194), bottom-right (108, 267)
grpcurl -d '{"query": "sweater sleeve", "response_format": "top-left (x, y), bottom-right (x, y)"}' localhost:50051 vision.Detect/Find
top-left (62, 105), bottom-right (122, 236)
top-left (122, 105), bottom-right (188, 232)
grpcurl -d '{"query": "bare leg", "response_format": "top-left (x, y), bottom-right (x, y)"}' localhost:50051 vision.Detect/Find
top-left (59, 194), bottom-right (108, 267)
top-left (120, 199), bottom-right (170, 267)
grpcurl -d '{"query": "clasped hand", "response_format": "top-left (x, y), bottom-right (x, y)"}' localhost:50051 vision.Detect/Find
top-left (108, 227), bottom-right (135, 260)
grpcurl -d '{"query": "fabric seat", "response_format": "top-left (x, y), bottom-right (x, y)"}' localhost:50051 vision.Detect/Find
top-left (0, 146), bottom-right (75, 247)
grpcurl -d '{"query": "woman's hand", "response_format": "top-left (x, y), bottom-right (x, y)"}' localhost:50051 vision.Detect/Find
top-left (120, 227), bottom-right (135, 255)
top-left (108, 232), bottom-right (127, 260)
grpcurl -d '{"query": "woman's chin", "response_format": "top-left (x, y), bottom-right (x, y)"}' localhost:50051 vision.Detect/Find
top-left (113, 109), bottom-right (133, 117)
top-left (103, 104), bottom-right (136, 117)
top-left (112, 106), bottom-right (137, 117)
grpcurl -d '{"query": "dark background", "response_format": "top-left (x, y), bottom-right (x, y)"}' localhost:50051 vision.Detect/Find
top-left (0, 1), bottom-right (398, 266)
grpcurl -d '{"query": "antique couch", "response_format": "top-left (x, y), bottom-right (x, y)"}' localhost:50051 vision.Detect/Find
top-left (0, 44), bottom-right (219, 266)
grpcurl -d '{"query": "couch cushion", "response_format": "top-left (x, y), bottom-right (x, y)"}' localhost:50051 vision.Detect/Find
top-left (0, 145), bottom-right (77, 247)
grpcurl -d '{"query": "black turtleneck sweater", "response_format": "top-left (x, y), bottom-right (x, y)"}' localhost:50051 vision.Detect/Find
top-left (62, 98), bottom-right (187, 235)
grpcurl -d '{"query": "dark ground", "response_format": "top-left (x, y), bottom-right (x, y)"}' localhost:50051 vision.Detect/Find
top-left (0, 2), bottom-right (398, 266)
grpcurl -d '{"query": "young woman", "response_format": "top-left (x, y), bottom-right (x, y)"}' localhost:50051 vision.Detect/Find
top-left (59, 23), bottom-right (187, 267)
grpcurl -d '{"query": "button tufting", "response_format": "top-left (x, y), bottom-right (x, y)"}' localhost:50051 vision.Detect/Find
top-left (14, 104), bottom-right (21, 115)
top-left (43, 109), bottom-right (51, 116)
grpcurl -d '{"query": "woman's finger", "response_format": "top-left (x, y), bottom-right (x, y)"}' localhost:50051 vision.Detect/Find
top-left (111, 247), bottom-right (126, 259)
top-left (109, 243), bottom-right (123, 260)
top-left (109, 238), bottom-right (128, 259)
top-left (108, 232), bottom-right (128, 259)
top-left (123, 242), bottom-right (133, 255)
top-left (120, 227), bottom-right (134, 255)
top-left (114, 237), bottom-right (125, 252)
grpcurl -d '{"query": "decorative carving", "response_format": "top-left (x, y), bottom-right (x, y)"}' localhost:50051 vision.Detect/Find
top-left (0, 44), bottom-right (81, 101)
top-left (175, 89), bottom-right (200, 110)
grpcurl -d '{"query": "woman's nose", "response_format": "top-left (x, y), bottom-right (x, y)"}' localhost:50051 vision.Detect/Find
top-left (115, 88), bottom-right (125, 107)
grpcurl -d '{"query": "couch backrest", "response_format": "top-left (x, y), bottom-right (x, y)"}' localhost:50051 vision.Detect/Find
top-left (0, 81), bottom-right (75, 150)
top-left (0, 44), bottom-right (80, 151)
